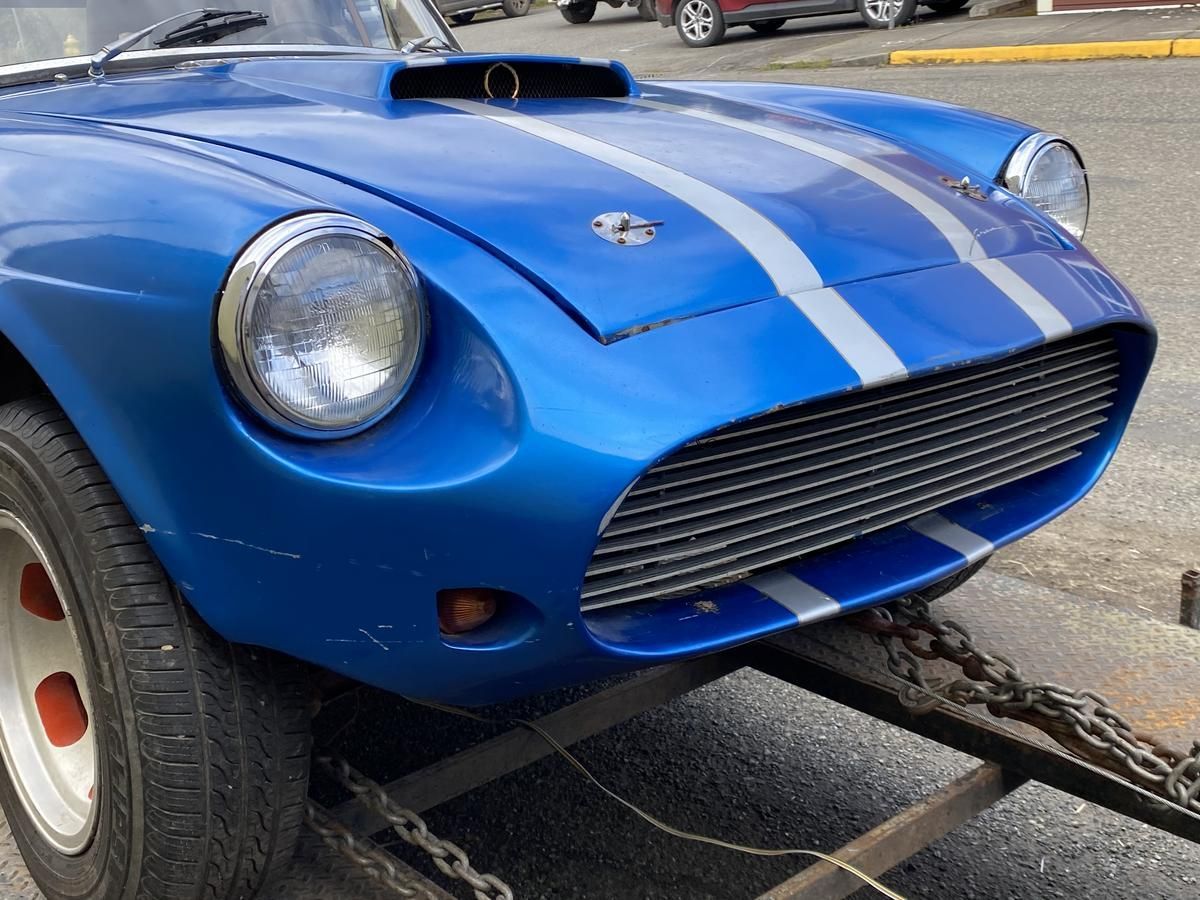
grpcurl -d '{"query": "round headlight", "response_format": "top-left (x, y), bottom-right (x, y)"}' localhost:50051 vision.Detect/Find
top-left (1003, 134), bottom-right (1089, 240)
top-left (218, 214), bottom-right (426, 437)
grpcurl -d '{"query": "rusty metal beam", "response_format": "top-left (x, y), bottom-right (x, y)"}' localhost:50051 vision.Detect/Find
top-left (1181, 569), bottom-right (1200, 630)
top-left (756, 764), bottom-right (1026, 900)
top-left (751, 636), bottom-right (1200, 845)
top-left (332, 652), bottom-right (744, 835)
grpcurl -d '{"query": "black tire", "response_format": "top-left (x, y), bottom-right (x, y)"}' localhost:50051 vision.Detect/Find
top-left (923, 0), bottom-right (968, 10)
top-left (912, 556), bottom-right (990, 605)
top-left (502, 0), bottom-right (533, 16)
top-left (560, 1), bottom-right (597, 21)
top-left (637, 0), bottom-right (659, 20)
top-left (675, 0), bottom-right (725, 46)
top-left (0, 397), bottom-right (312, 900)
top-left (748, 16), bottom-right (785, 31)
top-left (450, 11), bottom-right (476, 23)
top-left (857, 0), bottom-right (917, 27)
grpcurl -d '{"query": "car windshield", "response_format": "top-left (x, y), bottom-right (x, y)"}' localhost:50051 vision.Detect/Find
top-left (0, 0), bottom-right (453, 68)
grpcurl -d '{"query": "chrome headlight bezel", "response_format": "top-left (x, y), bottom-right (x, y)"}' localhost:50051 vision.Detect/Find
top-left (216, 213), bottom-right (427, 439)
top-left (1002, 132), bottom-right (1090, 240)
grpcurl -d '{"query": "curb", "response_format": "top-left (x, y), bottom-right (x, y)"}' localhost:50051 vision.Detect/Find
top-left (890, 37), bottom-right (1200, 65)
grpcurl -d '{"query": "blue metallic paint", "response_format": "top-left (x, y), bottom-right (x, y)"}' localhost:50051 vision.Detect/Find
top-left (0, 54), bottom-right (1154, 704)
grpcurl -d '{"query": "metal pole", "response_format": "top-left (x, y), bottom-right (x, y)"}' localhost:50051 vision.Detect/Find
top-left (1181, 569), bottom-right (1200, 630)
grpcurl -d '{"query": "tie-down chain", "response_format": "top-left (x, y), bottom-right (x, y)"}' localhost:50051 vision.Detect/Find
top-left (853, 595), bottom-right (1200, 812)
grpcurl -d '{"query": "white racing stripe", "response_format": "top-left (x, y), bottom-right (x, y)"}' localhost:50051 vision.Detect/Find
top-left (625, 97), bottom-right (983, 263)
top-left (746, 570), bottom-right (842, 625)
top-left (789, 288), bottom-right (908, 386)
top-left (428, 98), bottom-right (823, 295)
top-left (970, 258), bottom-right (1073, 341)
top-left (909, 512), bottom-right (994, 564)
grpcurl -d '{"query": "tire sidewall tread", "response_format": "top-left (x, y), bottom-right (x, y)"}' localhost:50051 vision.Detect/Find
top-left (0, 398), bottom-right (311, 900)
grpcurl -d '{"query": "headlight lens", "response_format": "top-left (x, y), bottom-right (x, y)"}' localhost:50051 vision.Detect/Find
top-left (1003, 134), bottom-right (1089, 240)
top-left (218, 214), bottom-right (426, 437)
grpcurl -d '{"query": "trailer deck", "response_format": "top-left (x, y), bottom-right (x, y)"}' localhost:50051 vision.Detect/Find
top-left (3, 569), bottom-right (1198, 899)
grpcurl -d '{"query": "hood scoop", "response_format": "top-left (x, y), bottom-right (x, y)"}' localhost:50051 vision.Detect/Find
top-left (390, 55), bottom-right (635, 101)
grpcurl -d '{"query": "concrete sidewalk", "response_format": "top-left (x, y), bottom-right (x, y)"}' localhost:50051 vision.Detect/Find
top-left (772, 6), bottom-right (1200, 67)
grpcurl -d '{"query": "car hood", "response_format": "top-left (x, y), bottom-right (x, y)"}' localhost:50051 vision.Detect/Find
top-left (6, 55), bottom-right (1066, 340)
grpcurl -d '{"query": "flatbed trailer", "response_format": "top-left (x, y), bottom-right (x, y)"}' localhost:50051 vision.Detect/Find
top-left (3, 569), bottom-right (1199, 899)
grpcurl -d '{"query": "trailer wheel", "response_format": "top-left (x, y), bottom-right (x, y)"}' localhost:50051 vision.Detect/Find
top-left (0, 396), bottom-right (311, 900)
top-left (912, 556), bottom-right (990, 605)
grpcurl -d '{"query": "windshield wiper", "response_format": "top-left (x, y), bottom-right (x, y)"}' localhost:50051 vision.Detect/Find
top-left (156, 10), bottom-right (269, 49)
top-left (89, 8), bottom-right (269, 78)
top-left (400, 35), bottom-right (459, 54)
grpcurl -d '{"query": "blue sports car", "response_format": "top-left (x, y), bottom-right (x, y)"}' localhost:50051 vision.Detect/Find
top-left (0, 1), bottom-right (1153, 896)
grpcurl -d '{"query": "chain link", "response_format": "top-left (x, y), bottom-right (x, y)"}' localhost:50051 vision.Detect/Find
top-left (305, 802), bottom-right (443, 899)
top-left (855, 596), bottom-right (1200, 813)
top-left (315, 754), bottom-right (515, 900)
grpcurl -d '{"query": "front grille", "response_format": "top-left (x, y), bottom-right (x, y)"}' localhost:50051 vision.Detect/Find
top-left (582, 332), bottom-right (1120, 612)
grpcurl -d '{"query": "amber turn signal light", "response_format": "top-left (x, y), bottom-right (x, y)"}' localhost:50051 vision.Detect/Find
top-left (437, 588), bottom-right (500, 635)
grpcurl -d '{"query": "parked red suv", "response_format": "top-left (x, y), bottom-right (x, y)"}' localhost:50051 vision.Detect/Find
top-left (656, 0), bottom-right (967, 46)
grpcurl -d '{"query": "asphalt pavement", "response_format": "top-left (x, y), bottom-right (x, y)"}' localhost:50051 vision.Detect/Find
top-left (365, 20), bottom-right (1200, 898)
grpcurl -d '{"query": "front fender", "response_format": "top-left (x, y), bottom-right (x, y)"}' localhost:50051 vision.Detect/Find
top-left (657, 81), bottom-right (1039, 186)
top-left (0, 110), bottom-right (320, 535)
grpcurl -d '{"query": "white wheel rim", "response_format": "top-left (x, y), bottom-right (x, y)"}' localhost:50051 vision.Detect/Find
top-left (680, 0), bottom-right (713, 39)
top-left (0, 513), bottom-right (97, 855)
top-left (865, 0), bottom-right (902, 19)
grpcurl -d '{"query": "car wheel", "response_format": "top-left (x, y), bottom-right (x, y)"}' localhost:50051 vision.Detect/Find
top-left (502, 0), bottom-right (533, 16)
top-left (637, 0), bottom-right (659, 19)
top-left (0, 397), bottom-right (312, 900)
top-left (923, 0), bottom-right (968, 10)
top-left (858, 0), bottom-right (917, 27)
top-left (450, 11), bottom-right (476, 22)
top-left (676, 0), bottom-right (725, 46)
top-left (748, 17), bottom-right (785, 32)
top-left (560, 1), bottom-right (597, 21)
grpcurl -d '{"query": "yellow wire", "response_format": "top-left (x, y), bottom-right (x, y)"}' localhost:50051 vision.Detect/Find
top-left (407, 697), bottom-right (907, 900)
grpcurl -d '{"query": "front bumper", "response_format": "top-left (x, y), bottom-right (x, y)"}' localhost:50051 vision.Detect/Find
top-left (134, 247), bottom-right (1151, 706)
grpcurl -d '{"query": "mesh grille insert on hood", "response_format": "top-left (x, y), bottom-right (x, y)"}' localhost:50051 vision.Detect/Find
top-left (391, 61), bottom-right (630, 100)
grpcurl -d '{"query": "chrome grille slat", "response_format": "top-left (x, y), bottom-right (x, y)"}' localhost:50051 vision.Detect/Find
top-left (582, 332), bottom-right (1120, 612)
top-left (631, 351), bottom-right (1118, 493)
top-left (616, 374), bottom-right (1117, 519)
top-left (586, 425), bottom-right (1099, 577)
top-left (679, 338), bottom-right (1112, 452)
top-left (584, 449), bottom-right (1083, 610)
top-left (596, 407), bottom-right (1110, 553)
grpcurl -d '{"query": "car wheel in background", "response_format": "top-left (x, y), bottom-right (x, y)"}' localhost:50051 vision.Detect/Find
top-left (502, 0), bottom-right (533, 16)
top-left (560, 1), bottom-right (598, 21)
top-left (451, 11), bottom-right (476, 22)
top-left (637, 0), bottom-right (659, 20)
top-left (923, 0), bottom-right (969, 10)
top-left (748, 17), bottom-right (785, 32)
top-left (676, 0), bottom-right (725, 46)
top-left (0, 397), bottom-right (312, 900)
top-left (858, 0), bottom-right (917, 27)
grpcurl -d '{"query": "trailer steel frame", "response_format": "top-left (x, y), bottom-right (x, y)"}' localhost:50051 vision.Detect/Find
top-left (3, 570), bottom-right (1198, 899)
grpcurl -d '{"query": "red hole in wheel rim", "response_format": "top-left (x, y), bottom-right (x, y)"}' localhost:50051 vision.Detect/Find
top-left (34, 673), bottom-right (88, 748)
top-left (20, 563), bottom-right (63, 622)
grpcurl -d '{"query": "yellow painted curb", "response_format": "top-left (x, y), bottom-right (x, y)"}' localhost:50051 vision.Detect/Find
top-left (889, 39), bottom-right (1175, 65)
top-left (1174, 38), bottom-right (1200, 57)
